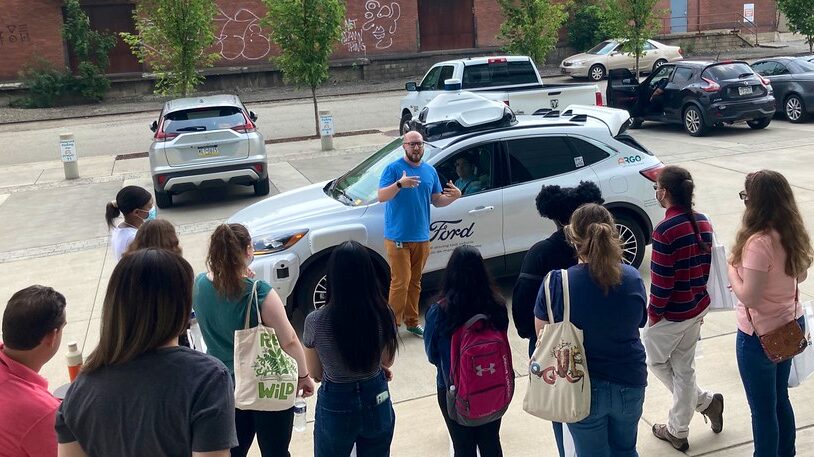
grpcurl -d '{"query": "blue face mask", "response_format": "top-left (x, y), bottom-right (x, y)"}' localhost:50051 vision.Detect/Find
top-left (140, 207), bottom-right (157, 221)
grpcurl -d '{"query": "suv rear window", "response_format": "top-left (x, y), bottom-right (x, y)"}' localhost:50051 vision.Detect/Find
top-left (462, 61), bottom-right (538, 89)
top-left (163, 106), bottom-right (246, 134)
top-left (703, 63), bottom-right (754, 81)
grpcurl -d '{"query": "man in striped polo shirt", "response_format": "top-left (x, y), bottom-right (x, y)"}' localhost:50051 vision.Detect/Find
top-left (644, 166), bottom-right (724, 452)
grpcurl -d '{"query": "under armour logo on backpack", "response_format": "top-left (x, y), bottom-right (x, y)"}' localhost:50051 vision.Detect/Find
top-left (475, 363), bottom-right (496, 376)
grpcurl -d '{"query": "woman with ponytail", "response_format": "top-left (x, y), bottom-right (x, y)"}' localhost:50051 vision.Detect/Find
top-left (534, 204), bottom-right (647, 456)
top-left (105, 186), bottom-right (153, 261)
top-left (193, 223), bottom-right (314, 457)
top-left (645, 166), bottom-right (723, 452)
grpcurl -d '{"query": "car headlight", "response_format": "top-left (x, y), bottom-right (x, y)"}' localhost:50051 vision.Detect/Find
top-left (252, 230), bottom-right (309, 256)
top-left (570, 60), bottom-right (586, 65)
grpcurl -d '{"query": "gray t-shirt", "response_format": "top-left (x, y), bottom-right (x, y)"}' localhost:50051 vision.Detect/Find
top-left (303, 308), bottom-right (391, 383)
top-left (55, 347), bottom-right (237, 456)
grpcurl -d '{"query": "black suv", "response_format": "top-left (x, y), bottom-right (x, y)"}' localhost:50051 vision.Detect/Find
top-left (607, 61), bottom-right (775, 136)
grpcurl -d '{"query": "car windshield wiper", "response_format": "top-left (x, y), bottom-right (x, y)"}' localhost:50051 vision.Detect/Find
top-left (737, 72), bottom-right (753, 78)
top-left (333, 186), bottom-right (354, 204)
top-left (176, 126), bottom-right (207, 132)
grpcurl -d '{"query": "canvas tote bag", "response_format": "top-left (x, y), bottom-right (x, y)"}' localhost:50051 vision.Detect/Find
top-left (523, 270), bottom-right (591, 423)
top-left (234, 280), bottom-right (298, 411)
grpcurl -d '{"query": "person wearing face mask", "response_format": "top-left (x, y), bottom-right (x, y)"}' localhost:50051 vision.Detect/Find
top-left (645, 166), bottom-right (723, 452)
top-left (193, 223), bottom-right (314, 457)
top-left (105, 186), bottom-right (155, 261)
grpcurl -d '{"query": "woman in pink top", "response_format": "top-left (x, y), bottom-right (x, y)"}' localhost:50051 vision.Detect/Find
top-left (728, 170), bottom-right (813, 457)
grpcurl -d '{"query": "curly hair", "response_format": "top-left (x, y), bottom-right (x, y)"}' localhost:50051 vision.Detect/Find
top-left (535, 181), bottom-right (604, 226)
top-left (206, 224), bottom-right (252, 300)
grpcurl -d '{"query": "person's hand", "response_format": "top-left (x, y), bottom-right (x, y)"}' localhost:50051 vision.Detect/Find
top-left (246, 267), bottom-right (256, 279)
top-left (443, 181), bottom-right (462, 199)
top-left (398, 171), bottom-right (421, 188)
top-left (382, 366), bottom-right (394, 382)
top-left (298, 376), bottom-right (315, 398)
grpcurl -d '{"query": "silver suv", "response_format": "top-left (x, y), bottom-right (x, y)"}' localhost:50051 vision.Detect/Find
top-left (148, 95), bottom-right (268, 208)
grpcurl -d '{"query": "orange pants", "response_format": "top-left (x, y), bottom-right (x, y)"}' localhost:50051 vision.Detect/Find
top-left (385, 239), bottom-right (431, 327)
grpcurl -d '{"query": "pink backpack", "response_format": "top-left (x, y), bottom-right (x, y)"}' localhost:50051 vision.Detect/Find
top-left (447, 314), bottom-right (514, 426)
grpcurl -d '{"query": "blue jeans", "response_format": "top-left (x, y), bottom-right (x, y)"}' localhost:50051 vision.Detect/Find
top-left (569, 378), bottom-right (645, 457)
top-left (736, 316), bottom-right (803, 457)
top-left (529, 336), bottom-right (565, 457)
top-left (314, 372), bottom-right (395, 457)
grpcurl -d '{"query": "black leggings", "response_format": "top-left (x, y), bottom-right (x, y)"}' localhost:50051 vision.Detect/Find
top-left (232, 407), bottom-right (294, 457)
top-left (437, 389), bottom-right (503, 457)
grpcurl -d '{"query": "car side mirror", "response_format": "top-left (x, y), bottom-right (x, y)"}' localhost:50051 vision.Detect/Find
top-left (150, 121), bottom-right (158, 132)
top-left (405, 81), bottom-right (418, 92)
top-left (249, 111), bottom-right (258, 122)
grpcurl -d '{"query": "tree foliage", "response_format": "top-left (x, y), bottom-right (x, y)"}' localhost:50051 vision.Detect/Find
top-left (497, 0), bottom-right (571, 66)
top-left (777, 0), bottom-right (814, 53)
top-left (603, 0), bottom-right (662, 78)
top-left (262, 0), bottom-right (345, 136)
top-left (120, 0), bottom-right (219, 96)
top-left (568, 2), bottom-right (614, 52)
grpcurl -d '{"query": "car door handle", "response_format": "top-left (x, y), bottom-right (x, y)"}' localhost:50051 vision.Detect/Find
top-left (468, 206), bottom-right (495, 214)
top-left (548, 91), bottom-right (562, 96)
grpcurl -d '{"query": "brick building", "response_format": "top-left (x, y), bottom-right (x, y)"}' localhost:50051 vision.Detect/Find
top-left (0, 0), bottom-right (779, 82)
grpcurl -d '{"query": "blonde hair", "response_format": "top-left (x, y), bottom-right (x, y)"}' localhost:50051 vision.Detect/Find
top-left (567, 204), bottom-right (623, 294)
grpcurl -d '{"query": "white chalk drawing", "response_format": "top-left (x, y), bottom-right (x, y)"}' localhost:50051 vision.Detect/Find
top-left (362, 1), bottom-right (401, 49)
top-left (215, 8), bottom-right (271, 61)
top-left (342, 18), bottom-right (366, 54)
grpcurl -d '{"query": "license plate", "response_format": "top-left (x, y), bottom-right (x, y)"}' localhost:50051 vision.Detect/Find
top-left (738, 86), bottom-right (753, 96)
top-left (197, 146), bottom-right (219, 157)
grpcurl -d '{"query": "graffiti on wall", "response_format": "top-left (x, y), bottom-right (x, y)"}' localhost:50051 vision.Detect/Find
top-left (214, 8), bottom-right (271, 61)
top-left (362, 1), bottom-right (401, 50)
top-left (0, 23), bottom-right (30, 46)
top-left (342, 19), bottom-right (366, 54)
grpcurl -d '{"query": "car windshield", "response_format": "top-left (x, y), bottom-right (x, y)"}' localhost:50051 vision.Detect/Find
top-left (587, 41), bottom-right (617, 55)
top-left (790, 59), bottom-right (814, 73)
top-left (328, 138), bottom-right (440, 206)
top-left (163, 106), bottom-right (246, 133)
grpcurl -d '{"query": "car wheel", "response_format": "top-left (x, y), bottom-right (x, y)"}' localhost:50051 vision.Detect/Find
top-left (785, 94), bottom-right (808, 123)
top-left (154, 188), bottom-right (172, 209)
top-left (653, 59), bottom-right (667, 72)
top-left (747, 117), bottom-right (772, 130)
top-left (399, 111), bottom-right (413, 135)
top-left (613, 214), bottom-right (645, 268)
top-left (295, 259), bottom-right (329, 319)
top-left (683, 105), bottom-right (707, 137)
top-left (254, 178), bottom-right (270, 196)
top-left (630, 117), bottom-right (644, 129)
top-left (589, 64), bottom-right (606, 81)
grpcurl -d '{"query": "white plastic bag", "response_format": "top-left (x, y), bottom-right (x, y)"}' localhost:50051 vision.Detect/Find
top-left (707, 234), bottom-right (736, 311)
top-left (789, 301), bottom-right (814, 388)
top-left (187, 315), bottom-right (207, 353)
top-left (563, 423), bottom-right (578, 457)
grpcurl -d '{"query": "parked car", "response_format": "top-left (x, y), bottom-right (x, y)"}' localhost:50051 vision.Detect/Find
top-left (561, 39), bottom-right (684, 81)
top-left (606, 60), bottom-right (775, 136)
top-left (399, 56), bottom-right (602, 134)
top-left (148, 95), bottom-right (268, 208)
top-left (751, 57), bottom-right (814, 123)
top-left (230, 90), bottom-right (664, 318)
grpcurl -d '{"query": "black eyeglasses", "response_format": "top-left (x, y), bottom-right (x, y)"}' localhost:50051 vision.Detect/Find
top-left (403, 142), bottom-right (424, 148)
top-left (739, 190), bottom-right (748, 201)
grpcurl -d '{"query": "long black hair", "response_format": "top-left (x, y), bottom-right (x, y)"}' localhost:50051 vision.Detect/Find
top-left (658, 166), bottom-right (709, 252)
top-left (325, 241), bottom-right (398, 372)
top-left (439, 245), bottom-right (508, 334)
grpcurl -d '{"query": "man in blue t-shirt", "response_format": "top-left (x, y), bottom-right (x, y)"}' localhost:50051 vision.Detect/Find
top-left (378, 131), bottom-right (461, 337)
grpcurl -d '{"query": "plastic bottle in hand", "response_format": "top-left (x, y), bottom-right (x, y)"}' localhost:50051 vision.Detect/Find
top-left (293, 393), bottom-right (307, 432)
top-left (65, 342), bottom-right (83, 381)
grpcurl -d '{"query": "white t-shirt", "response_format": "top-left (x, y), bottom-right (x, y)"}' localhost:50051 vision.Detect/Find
top-left (111, 226), bottom-right (137, 261)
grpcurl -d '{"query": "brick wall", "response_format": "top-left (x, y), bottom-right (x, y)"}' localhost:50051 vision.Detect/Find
top-left (474, 0), bottom-right (503, 48)
top-left (0, 0), bottom-right (65, 81)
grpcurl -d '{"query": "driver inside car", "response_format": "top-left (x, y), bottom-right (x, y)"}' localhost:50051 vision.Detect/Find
top-left (453, 154), bottom-right (483, 195)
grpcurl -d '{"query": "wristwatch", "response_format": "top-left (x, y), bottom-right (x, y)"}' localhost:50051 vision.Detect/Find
top-left (396, 180), bottom-right (403, 188)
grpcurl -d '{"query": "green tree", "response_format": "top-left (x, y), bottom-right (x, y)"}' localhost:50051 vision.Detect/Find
top-left (603, 0), bottom-right (662, 78)
top-left (120, 0), bottom-right (219, 96)
top-left (568, 2), bottom-right (613, 52)
top-left (262, 0), bottom-right (345, 136)
top-left (63, 0), bottom-right (116, 101)
top-left (497, 0), bottom-right (571, 67)
top-left (777, 0), bottom-right (814, 53)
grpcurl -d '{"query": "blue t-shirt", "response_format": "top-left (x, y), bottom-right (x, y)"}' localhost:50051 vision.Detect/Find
top-left (534, 264), bottom-right (648, 387)
top-left (379, 158), bottom-right (442, 242)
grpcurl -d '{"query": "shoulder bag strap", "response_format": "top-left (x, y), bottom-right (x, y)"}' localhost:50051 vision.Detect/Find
top-left (745, 281), bottom-right (800, 337)
top-left (242, 280), bottom-right (262, 330)
top-left (543, 271), bottom-right (556, 325)
top-left (561, 269), bottom-right (571, 324)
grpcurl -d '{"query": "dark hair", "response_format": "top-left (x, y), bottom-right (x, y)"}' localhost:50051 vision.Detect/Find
top-left (536, 181), bottom-right (604, 226)
top-left (83, 249), bottom-right (193, 373)
top-left (105, 186), bottom-right (151, 228)
top-left (2, 285), bottom-right (66, 350)
top-left (325, 241), bottom-right (398, 373)
top-left (206, 224), bottom-right (252, 300)
top-left (731, 170), bottom-right (813, 277)
top-left (439, 245), bottom-right (508, 334)
top-left (124, 219), bottom-right (182, 257)
top-left (658, 166), bottom-right (708, 252)
top-left (567, 204), bottom-right (622, 295)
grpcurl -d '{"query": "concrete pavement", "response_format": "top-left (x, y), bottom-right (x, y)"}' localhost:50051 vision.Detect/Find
top-left (3, 118), bottom-right (814, 455)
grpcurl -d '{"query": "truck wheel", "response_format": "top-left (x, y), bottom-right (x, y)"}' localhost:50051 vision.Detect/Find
top-left (589, 64), bottom-right (606, 81)
top-left (399, 112), bottom-right (413, 135)
top-left (613, 214), bottom-right (645, 268)
top-left (785, 94), bottom-right (808, 123)
top-left (254, 178), bottom-right (270, 196)
top-left (683, 105), bottom-right (708, 137)
top-left (154, 188), bottom-right (172, 209)
top-left (747, 117), bottom-right (771, 130)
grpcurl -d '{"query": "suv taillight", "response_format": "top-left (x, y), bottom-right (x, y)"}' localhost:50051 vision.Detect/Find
top-left (640, 164), bottom-right (664, 182)
top-left (232, 116), bottom-right (257, 133)
top-left (760, 76), bottom-right (771, 86)
top-left (154, 118), bottom-right (178, 140)
top-left (701, 77), bottom-right (721, 93)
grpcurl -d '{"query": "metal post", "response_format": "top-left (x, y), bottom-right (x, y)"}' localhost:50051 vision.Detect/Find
top-left (319, 110), bottom-right (334, 151)
top-left (59, 133), bottom-right (79, 180)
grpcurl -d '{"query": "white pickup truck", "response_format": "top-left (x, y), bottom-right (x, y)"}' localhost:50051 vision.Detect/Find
top-left (399, 55), bottom-right (603, 134)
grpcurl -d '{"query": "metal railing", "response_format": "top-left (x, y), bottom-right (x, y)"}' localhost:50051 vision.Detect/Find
top-left (658, 11), bottom-right (761, 46)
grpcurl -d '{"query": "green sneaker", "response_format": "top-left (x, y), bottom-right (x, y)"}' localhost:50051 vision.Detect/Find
top-left (406, 325), bottom-right (424, 338)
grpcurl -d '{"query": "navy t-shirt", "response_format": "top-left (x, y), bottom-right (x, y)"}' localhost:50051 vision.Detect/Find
top-left (379, 158), bottom-right (442, 242)
top-left (534, 264), bottom-right (648, 387)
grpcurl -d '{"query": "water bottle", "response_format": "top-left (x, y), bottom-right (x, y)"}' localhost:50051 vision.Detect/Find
top-left (293, 392), bottom-right (307, 432)
top-left (65, 342), bottom-right (83, 381)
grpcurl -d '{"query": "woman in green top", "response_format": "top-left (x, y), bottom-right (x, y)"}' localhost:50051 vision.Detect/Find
top-left (193, 223), bottom-right (314, 457)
